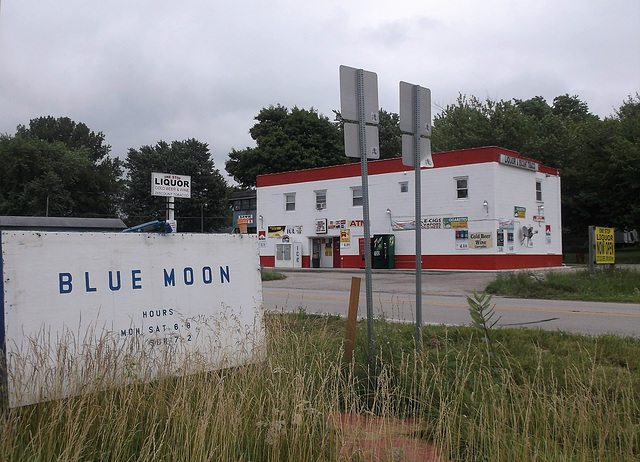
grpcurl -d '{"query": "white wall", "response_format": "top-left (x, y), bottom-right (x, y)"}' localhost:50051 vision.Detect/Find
top-left (257, 158), bottom-right (562, 263)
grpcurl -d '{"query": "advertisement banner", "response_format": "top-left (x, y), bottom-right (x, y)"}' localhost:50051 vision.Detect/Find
top-left (391, 219), bottom-right (415, 231)
top-left (340, 229), bottom-right (351, 249)
top-left (1, 232), bottom-right (265, 408)
top-left (268, 225), bottom-right (286, 238)
top-left (421, 217), bottom-right (442, 229)
top-left (444, 217), bottom-right (468, 229)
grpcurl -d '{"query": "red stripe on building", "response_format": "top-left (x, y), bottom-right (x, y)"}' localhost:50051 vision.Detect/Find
top-left (256, 146), bottom-right (559, 187)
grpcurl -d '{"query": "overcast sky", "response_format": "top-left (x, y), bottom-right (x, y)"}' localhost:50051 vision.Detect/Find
top-left (1, 0), bottom-right (638, 181)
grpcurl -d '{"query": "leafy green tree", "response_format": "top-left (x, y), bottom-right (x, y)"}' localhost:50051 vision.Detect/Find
top-left (430, 93), bottom-right (640, 248)
top-left (566, 95), bottom-right (640, 234)
top-left (430, 94), bottom-right (493, 152)
top-left (122, 139), bottom-right (230, 232)
top-left (225, 105), bottom-right (346, 187)
top-left (12, 116), bottom-right (123, 217)
top-left (0, 134), bottom-right (91, 216)
top-left (377, 109), bottom-right (402, 159)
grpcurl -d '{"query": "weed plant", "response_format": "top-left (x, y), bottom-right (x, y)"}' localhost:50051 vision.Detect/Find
top-left (1, 312), bottom-right (638, 461)
top-left (261, 269), bottom-right (287, 282)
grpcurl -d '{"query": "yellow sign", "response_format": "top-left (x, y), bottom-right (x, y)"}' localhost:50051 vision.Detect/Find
top-left (595, 227), bottom-right (615, 264)
top-left (340, 229), bottom-right (351, 243)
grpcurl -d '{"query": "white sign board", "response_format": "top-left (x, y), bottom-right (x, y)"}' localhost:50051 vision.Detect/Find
top-left (339, 65), bottom-right (379, 124)
top-left (1, 232), bottom-right (265, 408)
top-left (499, 154), bottom-right (539, 172)
top-left (151, 172), bottom-right (192, 198)
top-left (402, 135), bottom-right (433, 167)
top-left (399, 81), bottom-right (432, 136)
top-left (344, 122), bottom-right (380, 159)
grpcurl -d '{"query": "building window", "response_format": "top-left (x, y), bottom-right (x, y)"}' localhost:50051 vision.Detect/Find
top-left (536, 181), bottom-right (543, 201)
top-left (315, 190), bottom-right (327, 210)
top-left (233, 198), bottom-right (256, 211)
top-left (285, 193), bottom-right (296, 211)
top-left (400, 181), bottom-right (409, 193)
top-left (455, 177), bottom-right (468, 199)
top-left (352, 186), bottom-right (363, 206)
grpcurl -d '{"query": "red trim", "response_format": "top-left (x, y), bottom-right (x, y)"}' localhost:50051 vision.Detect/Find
top-left (256, 146), bottom-right (560, 187)
top-left (394, 254), bottom-right (563, 270)
top-left (261, 253), bottom-right (562, 270)
top-left (341, 254), bottom-right (366, 268)
top-left (260, 256), bottom-right (275, 267)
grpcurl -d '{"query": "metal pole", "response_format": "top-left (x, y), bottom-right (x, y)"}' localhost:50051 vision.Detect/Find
top-left (167, 196), bottom-right (175, 222)
top-left (357, 69), bottom-right (375, 363)
top-left (588, 225), bottom-right (595, 276)
top-left (413, 85), bottom-right (423, 353)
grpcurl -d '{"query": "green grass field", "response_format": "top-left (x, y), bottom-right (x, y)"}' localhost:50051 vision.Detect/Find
top-left (486, 266), bottom-right (640, 303)
top-left (2, 311), bottom-right (638, 461)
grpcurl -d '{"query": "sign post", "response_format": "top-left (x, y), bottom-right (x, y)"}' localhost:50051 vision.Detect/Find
top-left (340, 65), bottom-right (379, 363)
top-left (399, 81), bottom-right (432, 353)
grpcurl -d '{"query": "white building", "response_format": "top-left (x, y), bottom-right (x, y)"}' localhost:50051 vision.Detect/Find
top-left (256, 146), bottom-right (562, 270)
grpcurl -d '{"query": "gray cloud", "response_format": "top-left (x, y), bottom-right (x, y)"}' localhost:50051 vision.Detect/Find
top-left (1, 0), bottom-right (638, 180)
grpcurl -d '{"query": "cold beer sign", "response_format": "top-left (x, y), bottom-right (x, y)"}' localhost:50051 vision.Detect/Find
top-left (151, 172), bottom-right (191, 198)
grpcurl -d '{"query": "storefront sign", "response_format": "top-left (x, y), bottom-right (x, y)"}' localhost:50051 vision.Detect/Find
top-left (444, 217), bottom-right (468, 229)
top-left (340, 229), bottom-right (351, 249)
top-left (268, 225), bottom-right (286, 238)
top-left (315, 219), bottom-right (327, 234)
top-left (328, 219), bottom-right (346, 230)
top-left (392, 219), bottom-right (415, 231)
top-left (499, 154), bottom-right (538, 171)
top-left (499, 218), bottom-right (515, 229)
top-left (469, 232), bottom-right (493, 249)
top-left (455, 229), bottom-right (469, 250)
top-left (421, 217), bottom-right (442, 229)
top-left (514, 206), bottom-right (526, 218)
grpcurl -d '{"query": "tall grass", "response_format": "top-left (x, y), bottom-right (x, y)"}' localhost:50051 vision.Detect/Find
top-left (1, 312), bottom-right (638, 461)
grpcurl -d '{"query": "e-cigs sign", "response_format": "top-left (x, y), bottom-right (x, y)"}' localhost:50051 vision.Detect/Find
top-left (151, 172), bottom-right (191, 198)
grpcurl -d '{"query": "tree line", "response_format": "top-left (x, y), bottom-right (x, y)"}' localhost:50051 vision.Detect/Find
top-left (1, 93), bottom-right (638, 247)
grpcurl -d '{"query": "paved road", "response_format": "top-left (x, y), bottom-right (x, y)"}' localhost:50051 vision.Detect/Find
top-left (262, 268), bottom-right (640, 338)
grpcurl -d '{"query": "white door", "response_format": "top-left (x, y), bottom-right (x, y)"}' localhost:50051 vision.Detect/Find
top-left (275, 243), bottom-right (292, 267)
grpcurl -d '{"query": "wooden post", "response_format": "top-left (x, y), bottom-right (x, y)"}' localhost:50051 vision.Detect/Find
top-left (344, 277), bottom-right (361, 365)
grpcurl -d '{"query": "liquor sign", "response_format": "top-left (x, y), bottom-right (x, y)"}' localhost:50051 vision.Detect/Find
top-left (499, 154), bottom-right (539, 172)
top-left (595, 226), bottom-right (615, 264)
top-left (151, 172), bottom-right (192, 198)
top-left (0, 232), bottom-right (265, 408)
